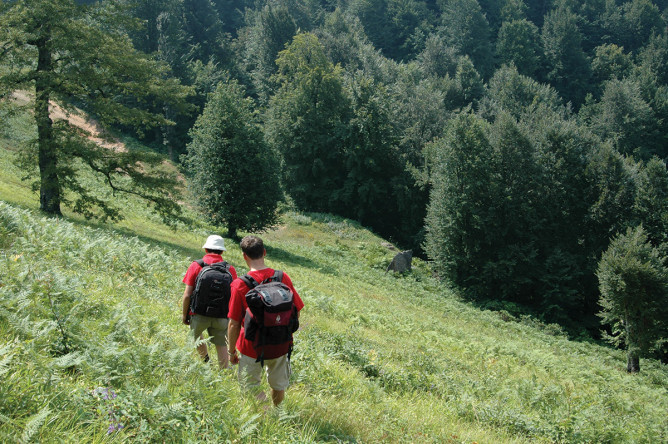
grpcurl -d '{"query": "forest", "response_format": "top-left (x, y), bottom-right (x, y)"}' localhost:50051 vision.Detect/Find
top-left (1, 0), bottom-right (667, 364)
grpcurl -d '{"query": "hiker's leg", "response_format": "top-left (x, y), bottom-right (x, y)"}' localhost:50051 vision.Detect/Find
top-left (197, 337), bottom-right (208, 361)
top-left (238, 353), bottom-right (266, 401)
top-left (266, 354), bottom-right (290, 406)
top-left (238, 353), bottom-right (263, 396)
top-left (271, 389), bottom-right (285, 406)
top-left (208, 318), bottom-right (229, 369)
top-left (189, 315), bottom-right (209, 361)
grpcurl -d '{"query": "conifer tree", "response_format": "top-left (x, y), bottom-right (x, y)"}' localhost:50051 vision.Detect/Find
top-left (0, 0), bottom-right (192, 222)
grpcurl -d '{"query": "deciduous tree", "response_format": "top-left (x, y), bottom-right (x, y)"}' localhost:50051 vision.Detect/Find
top-left (597, 226), bottom-right (668, 372)
top-left (541, 4), bottom-right (591, 107)
top-left (496, 19), bottom-right (542, 78)
top-left (438, 0), bottom-right (494, 78)
top-left (185, 80), bottom-right (281, 239)
top-left (266, 32), bottom-right (349, 213)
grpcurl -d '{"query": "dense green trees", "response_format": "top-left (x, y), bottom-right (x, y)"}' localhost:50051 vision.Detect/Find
top-left (496, 18), bottom-right (542, 78)
top-left (424, 104), bottom-right (595, 325)
top-left (438, 0), bottom-right (494, 77)
top-left (185, 80), bottom-right (281, 239)
top-left (266, 33), bottom-right (349, 213)
top-left (597, 226), bottom-right (668, 372)
top-left (241, 3), bottom-right (298, 104)
top-left (424, 113), bottom-right (494, 290)
top-left (541, 4), bottom-right (591, 107)
top-left (3, 0), bottom-right (668, 355)
top-left (0, 0), bottom-right (192, 221)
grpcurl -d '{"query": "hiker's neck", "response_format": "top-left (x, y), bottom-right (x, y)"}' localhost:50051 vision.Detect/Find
top-left (247, 258), bottom-right (268, 272)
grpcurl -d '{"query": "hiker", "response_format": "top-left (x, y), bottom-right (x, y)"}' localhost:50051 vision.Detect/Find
top-left (227, 235), bottom-right (304, 406)
top-left (181, 235), bottom-right (237, 369)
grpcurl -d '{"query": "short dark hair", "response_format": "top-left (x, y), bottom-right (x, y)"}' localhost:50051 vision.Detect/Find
top-left (205, 249), bottom-right (223, 255)
top-left (240, 235), bottom-right (264, 259)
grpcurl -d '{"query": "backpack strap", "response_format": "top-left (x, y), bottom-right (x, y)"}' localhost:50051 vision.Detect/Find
top-left (272, 270), bottom-right (284, 283)
top-left (196, 259), bottom-right (205, 268)
top-left (240, 274), bottom-right (259, 289)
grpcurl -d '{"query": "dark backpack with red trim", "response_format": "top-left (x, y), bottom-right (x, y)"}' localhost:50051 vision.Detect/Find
top-left (240, 271), bottom-right (299, 363)
top-left (190, 260), bottom-right (233, 318)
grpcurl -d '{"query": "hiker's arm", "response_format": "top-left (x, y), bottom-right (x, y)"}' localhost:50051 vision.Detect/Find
top-left (227, 319), bottom-right (241, 364)
top-left (181, 285), bottom-right (194, 325)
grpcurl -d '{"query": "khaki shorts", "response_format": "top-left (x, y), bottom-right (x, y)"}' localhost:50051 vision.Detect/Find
top-left (190, 315), bottom-right (228, 347)
top-left (238, 353), bottom-right (291, 392)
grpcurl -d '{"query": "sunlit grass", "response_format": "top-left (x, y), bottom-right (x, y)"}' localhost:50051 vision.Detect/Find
top-left (1, 118), bottom-right (667, 442)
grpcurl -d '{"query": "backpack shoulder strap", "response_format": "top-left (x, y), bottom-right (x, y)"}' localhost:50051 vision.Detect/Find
top-left (272, 270), bottom-right (284, 282)
top-left (195, 259), bottom-right (206, 268)
top-left (240, 274), bottom-right (259, 289)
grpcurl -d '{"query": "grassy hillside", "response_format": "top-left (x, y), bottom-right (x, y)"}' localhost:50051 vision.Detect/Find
top-left (1, 119), bottom-right (667, 442)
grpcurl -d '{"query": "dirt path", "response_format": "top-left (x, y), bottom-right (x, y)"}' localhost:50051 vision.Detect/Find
top-left (10, 91), bottom-right (127, 152)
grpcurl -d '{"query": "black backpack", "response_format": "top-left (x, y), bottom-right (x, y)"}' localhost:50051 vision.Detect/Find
top-left (190, 260), bottom-right (233, 318)
top-left (240, 271), bottom-right (299, 364)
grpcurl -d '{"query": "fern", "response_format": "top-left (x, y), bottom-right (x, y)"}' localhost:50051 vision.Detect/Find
top-left (239, 413), bottom-right (261, 440)
top-left (0, 342), bottom-right (14, 378)
top-left (20, 407), bottom-right (51, 443)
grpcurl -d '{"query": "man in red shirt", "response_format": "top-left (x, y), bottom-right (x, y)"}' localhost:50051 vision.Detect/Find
top-left (181, 235), bottom-right (237, 369)
top-left (227, 235), bottom-right (304, 406)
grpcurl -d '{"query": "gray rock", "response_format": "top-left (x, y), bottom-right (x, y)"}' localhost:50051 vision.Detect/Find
top-left (386, 250), bottom-right (412, 273)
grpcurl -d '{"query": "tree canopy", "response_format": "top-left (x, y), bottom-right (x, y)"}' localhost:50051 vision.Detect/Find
top-left (0, 0), bottom-right (193, 222)
top-left (3, 0), bottom-right (668, 351)
top-left (185, 79), bottom-right (281, 239)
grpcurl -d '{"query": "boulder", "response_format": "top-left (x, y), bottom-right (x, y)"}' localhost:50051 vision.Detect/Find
top-left (386, 250), bottom-right (413, 273)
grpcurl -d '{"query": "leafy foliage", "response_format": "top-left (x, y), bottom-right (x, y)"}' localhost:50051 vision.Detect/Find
top-left (597, 226), bottom-right (668, 372)
top-left (185, 79), bottom-right (281, 238)
top-left (0, 0), bottom-right (193, 221)
top-left (266, 32), bottom-right (350, 213)
top-left (496, 19), bottom-right (542, 78)
top-left (540, 4), bottom-right (591, 107)
top-left (3, 0), bottom-right (668, 373)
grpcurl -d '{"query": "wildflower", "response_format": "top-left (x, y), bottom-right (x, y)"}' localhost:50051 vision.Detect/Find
top-left (107, 422), bottom-right (124, 434)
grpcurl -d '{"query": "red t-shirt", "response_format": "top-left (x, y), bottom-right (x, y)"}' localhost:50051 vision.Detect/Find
top-left (182, 253), bottom-right (238, 286)
top-left (228, 268), bottom-right (304, 359)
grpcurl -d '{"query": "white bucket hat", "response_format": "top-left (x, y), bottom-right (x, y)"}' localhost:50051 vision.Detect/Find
top-left (202, 235), bottom-right (226, 251)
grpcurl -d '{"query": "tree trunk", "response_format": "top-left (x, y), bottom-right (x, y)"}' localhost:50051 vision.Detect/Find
top-left (627, 351), bottom-right (640, 373)
top-left (228, 224), bottom-right (238, 241)
top-left (35, 32), bottom-right (61, 216)
top-left (626, 319), bottom-right (640, 373)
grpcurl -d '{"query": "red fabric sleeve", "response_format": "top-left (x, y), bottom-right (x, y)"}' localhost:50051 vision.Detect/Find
top-left (281, 272), bottom-right (304, 311)
top-left (228, 278), bottom-right (248, 323)
top-left (182, 261), bottom-right (202, 287)
top-left (183, 255), bottom-right (236, 286)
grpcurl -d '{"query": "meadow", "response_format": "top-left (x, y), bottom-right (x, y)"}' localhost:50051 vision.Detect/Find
top-left (0, 113), bottom-right (667, 442)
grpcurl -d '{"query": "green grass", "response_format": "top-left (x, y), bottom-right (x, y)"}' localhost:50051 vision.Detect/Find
top-left (0, 110), bottom-right (667, 443)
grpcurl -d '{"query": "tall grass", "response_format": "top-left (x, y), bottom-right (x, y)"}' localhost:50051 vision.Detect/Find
top-left (1, 121), bottom-right (667, 442)
top-left (1, 201), bottom-right (666, 443)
